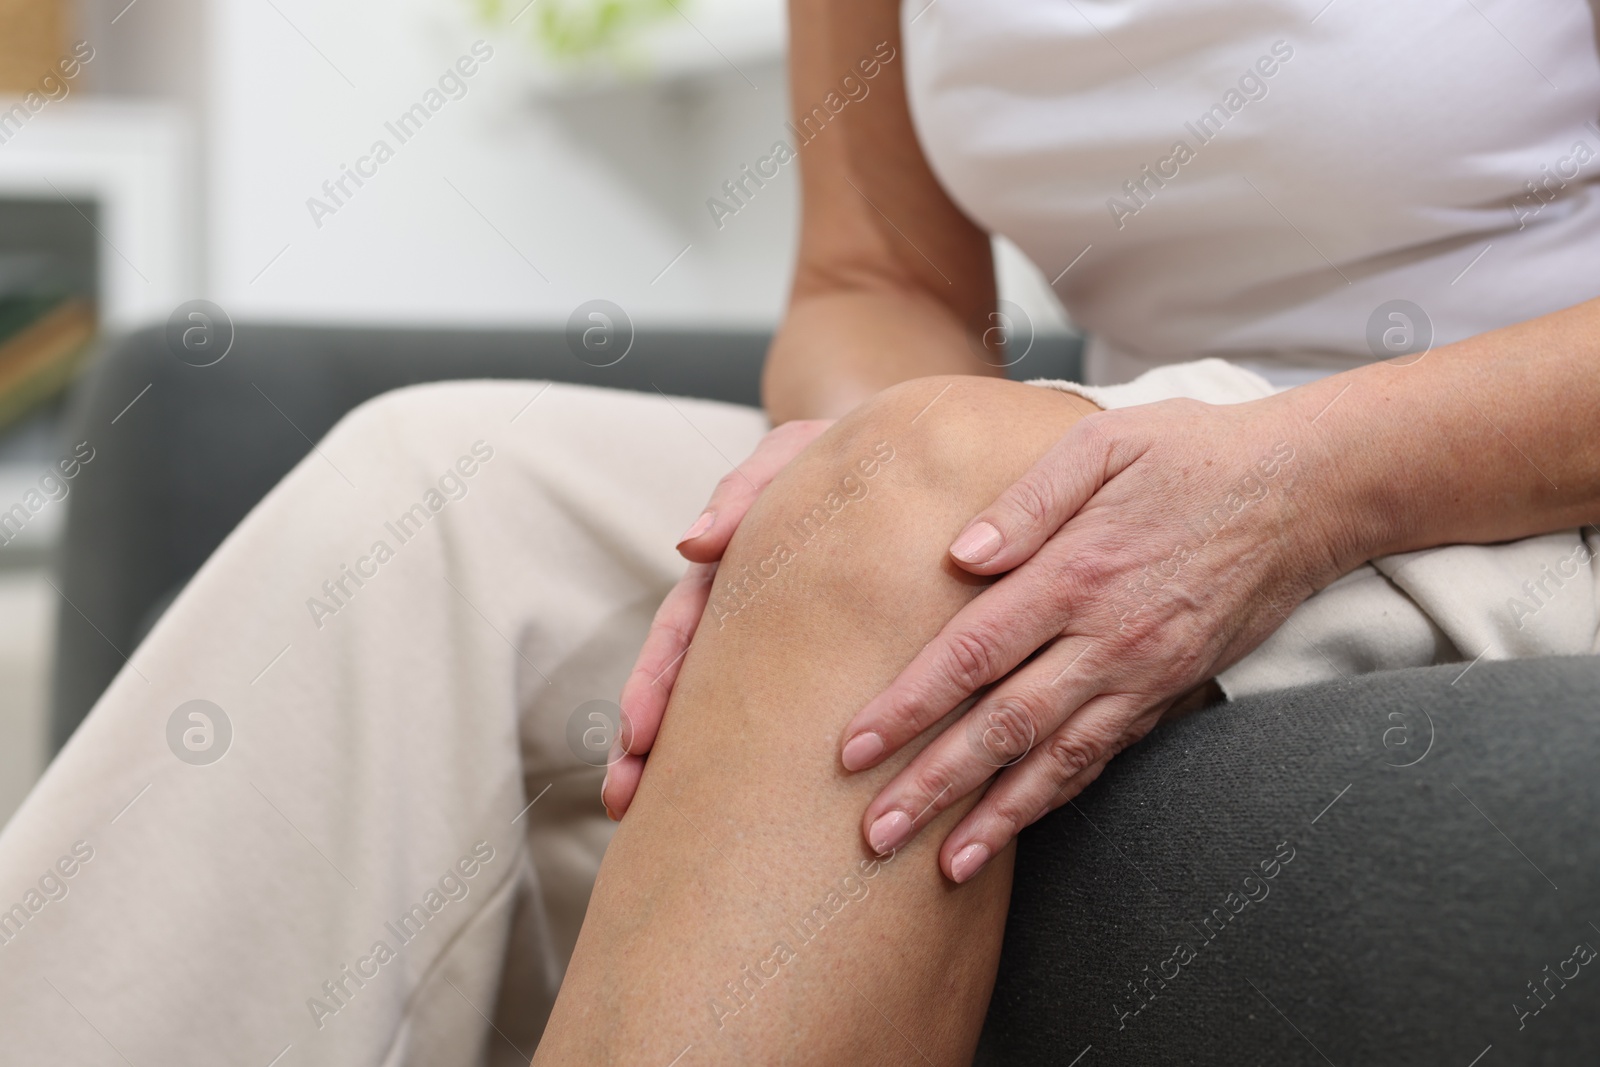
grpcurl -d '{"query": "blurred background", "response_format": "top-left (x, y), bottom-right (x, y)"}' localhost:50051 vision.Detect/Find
top-left (0, 0), bottom-right (1074, 825)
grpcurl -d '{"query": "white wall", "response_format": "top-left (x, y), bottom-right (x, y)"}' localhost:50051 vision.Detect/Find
top-left (200, 0), bottom-right (796, 329)
top-left (79, 0), bottom-right (1070, 334)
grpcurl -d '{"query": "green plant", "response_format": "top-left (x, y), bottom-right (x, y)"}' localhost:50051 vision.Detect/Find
top-left (473, 0), bottom-right (680, 64)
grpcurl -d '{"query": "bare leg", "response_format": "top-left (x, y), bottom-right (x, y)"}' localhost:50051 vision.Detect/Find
top-left (533, 377), bottom-right (1099, 1065)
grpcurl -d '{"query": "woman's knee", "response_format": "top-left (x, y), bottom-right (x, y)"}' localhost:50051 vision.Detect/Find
top-left (758, 375), bottom-right (1090, 533)
top-left (810, 375), bottom-right (1093, 504)
top-left (707, 376), bottom-right (1092, 631)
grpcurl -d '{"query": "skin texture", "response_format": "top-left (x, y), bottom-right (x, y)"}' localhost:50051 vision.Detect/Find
top-left (534, 378), bottom-right (1099, 1065)
top-left (602, 419), bottom-right (836, 817)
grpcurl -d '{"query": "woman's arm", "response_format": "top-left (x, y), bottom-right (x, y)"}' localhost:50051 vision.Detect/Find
top-left (1305, 295), bottom-right (1600, 558)
top-left (763, 0), bottom-right (1001, 424)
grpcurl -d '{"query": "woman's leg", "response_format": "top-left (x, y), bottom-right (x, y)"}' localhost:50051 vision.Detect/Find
top-left (0, 380), bottom-right (767, 1066)
top-left (535, 376), bottom-right (1100, 1065)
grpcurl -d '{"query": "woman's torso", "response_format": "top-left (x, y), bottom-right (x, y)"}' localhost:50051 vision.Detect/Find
top-left (902, 0), bottom-right (1600, 386)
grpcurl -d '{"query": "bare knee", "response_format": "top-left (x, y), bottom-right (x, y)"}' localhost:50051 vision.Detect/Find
top-left (807, 375), bottom-right (1093, 504)
top-left (704, 376), bottom-right (1091, 636)
top-left (739, 375), bottom-right (1092, 543)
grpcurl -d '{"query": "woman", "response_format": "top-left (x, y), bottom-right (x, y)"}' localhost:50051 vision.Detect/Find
top-left (2, 0), bottom-right (1596, 1064)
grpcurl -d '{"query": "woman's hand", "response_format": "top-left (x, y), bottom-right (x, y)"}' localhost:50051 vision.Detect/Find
top-left (603, 417), bottom-right (835, 819)
top-left (837, 391), bottom-right (1371, 882)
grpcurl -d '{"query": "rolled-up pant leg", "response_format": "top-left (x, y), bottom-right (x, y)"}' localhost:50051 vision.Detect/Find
top-left (0, 380), bottom-right (768, 1067)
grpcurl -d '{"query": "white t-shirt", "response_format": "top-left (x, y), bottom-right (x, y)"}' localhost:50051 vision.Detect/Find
top-left (903, 0), bottom-right (1600, 386)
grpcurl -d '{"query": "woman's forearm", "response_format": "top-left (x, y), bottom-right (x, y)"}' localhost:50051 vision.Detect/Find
top-left (762, 287), bottom-right (1000, 424)
top-left (1296, 296), bottom-right (1600, 566)
top-left (767, 0), bottom-right (1004, 425)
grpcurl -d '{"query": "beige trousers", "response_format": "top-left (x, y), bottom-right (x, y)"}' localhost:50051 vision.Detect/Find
top-left (0, 381), bottom-right (769, 1067)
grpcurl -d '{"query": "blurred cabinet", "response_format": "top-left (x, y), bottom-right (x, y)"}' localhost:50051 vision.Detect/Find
top-left (0, 99), bottom-right (194, 331)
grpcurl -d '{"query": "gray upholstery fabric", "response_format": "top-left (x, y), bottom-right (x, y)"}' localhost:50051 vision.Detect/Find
top-left (980, 655), bottom-right (1600, 1064)
top-left (49, 324), bottom-right (1083, 750)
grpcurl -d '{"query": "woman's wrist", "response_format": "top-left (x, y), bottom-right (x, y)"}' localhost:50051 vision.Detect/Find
top-left (1279, 300), bottom-right (1600, 569)
top-left (1264, 372), bottom-right (1416, 577)
top-left (762, 289), bottom-right (1001, 424)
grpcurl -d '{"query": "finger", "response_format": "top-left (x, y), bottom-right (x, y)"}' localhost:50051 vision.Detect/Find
top-left (941, 694), bottom-right (1162, 883)
top-left (678, 419), bottom-right (832, 563)
top-left (951, 754), bottom-right (1112, 883)
top-left (856, 638), bottom-right (1101, 855)
top-left (840, 547), bottom-right (1083, 772)
top-left (600, 752), bottom-right (645, 819)
top-left (947, 417), bottom-right (1114, 574)
top-left (618, 562), bottom-right (717, 754)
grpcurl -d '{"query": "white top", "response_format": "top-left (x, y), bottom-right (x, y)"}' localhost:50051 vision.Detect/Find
top-left (903, 0), bottom-right (1600, 386)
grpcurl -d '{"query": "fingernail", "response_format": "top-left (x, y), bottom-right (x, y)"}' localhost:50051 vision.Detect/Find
top-left (679, 510), bottom-right (714, 543)
top-left (600, 771), bottom-right (611, 806)
top-left (950, 521), bottom-right (1001, 564)
top-left (841, 731), bottom-right (884, 771)
top-left (617, 711), bottom-right (634, 753)
top-left (868, 810), bottom-right (914, 855)
top-left (950, 842), bottom-right (991, 883)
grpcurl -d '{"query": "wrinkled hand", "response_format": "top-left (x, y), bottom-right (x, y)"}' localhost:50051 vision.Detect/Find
top-left (603, 417), bottom-right (835, 818)
top-left (838, 392), bottom-right (1362, 882)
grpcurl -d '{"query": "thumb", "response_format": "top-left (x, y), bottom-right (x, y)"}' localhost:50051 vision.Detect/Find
top-left (678, 419), bottom-right (832, 563)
